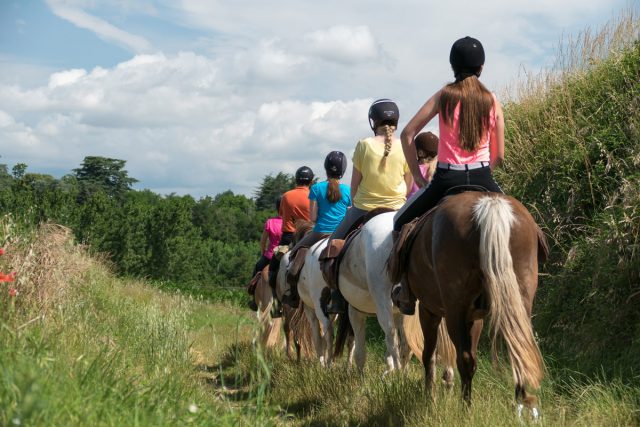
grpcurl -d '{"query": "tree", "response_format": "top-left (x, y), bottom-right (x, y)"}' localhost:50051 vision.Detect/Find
top-left (11, 163), bottom-right (27, 179)
top-left (73, 156), bottom-right (138, 202)
top-left (253, 172), bottom-right (294, 211)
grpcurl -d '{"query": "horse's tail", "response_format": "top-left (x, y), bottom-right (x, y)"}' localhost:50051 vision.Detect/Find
top-left (289, 304), bottom-right (314, 358)
top-left (473, 195), bottom-right (544, 390)
top-left (333, 311), bottom-right (353, 358)
top-left (402, 303), bottom-right (456, 368)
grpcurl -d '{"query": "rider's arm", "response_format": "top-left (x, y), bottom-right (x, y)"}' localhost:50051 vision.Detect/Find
top-left (401, 91), bottom-right (440, 188)
top-left (490, 98), bottom-right (505, 170)
top-left (404, 169), bottom-right (413, 197)
top-left (259, 229), bottom-right (268, 253)
top-left (310, 200), bottom-right (318, 223)
top-left (350, 166), bottom-right (362, 199)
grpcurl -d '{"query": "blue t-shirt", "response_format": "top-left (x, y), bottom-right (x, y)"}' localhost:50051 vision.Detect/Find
top-left (309, 181), bottom-right (351, 233)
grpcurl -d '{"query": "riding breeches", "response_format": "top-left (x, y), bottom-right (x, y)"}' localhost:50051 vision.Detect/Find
top-left (393, 166), bottom-right (502, 232)
top-left (329, 206), bottom-right (369, 241)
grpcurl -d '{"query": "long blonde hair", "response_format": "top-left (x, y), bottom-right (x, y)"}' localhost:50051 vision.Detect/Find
top-left (377, 124), bottom-right (396, 169)
top-left (439, 75), bottom-right (493, 152)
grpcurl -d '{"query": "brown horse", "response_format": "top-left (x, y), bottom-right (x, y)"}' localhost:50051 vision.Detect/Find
top-left (402, 192), bottom-right (548, 416)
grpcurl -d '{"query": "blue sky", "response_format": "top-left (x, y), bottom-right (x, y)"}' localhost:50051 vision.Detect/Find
top-left (0, 0), bottom-right (634, 197)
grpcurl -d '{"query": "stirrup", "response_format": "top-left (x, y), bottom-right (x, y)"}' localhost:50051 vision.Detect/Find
top-left (391, 284), bottom-right (415, 315)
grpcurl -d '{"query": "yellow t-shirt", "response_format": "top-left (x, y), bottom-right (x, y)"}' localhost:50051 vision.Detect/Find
top-left (352, 137), bottom-right (409, 210)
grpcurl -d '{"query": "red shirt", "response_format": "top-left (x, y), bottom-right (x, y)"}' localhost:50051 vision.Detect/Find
top-left (280, 186), bottom-right (311, 233)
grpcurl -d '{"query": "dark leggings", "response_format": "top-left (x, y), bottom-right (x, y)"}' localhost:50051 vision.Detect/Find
top-left (268, 232), bottom-right (293, 289)
top-left (393, 166), bottom-right (502, 231)
top-left (252, 255), bottom-right (271, 277)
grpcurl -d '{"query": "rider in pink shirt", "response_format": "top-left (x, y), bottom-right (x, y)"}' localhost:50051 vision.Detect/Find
top-left (392, 36), bottom-right (505, 315)
top-left (252, 196), bottom-right (283, 277)
top-left (407, 131), bottom-right (439, 198)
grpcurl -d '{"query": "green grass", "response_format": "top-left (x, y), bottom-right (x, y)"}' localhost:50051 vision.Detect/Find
top-left (2, 221), bottom-right (640, 425)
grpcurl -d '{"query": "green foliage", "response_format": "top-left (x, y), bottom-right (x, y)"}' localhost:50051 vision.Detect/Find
top-left (498, 20), bottom-right (640, 377)
top-left (73, 156), bottom-right (138, 202)
top-left (253, 172), bottom-right (294, 211)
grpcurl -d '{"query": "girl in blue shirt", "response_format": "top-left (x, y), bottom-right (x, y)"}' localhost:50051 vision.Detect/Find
top-left (283, 151), bottom-right (351, 307)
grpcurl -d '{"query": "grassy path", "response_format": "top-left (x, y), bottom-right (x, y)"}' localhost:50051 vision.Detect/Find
top-left (1, 229), bottom-right (638, 425)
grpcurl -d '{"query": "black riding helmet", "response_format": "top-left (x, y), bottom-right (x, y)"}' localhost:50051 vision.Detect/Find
top-left (450, 36), bottom-right (485, 81)
top-left (295, 166), bottom-right (314, 185)
top-left (368, 98), bottom-right (399, 132)
top-left (324, 151), bottom-right (347, 179)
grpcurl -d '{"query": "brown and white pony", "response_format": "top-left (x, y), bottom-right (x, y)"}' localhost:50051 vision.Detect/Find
top-left (250, 265), bottom-right (312, 360)
top-left (402, 192), bottom-right (547, 417)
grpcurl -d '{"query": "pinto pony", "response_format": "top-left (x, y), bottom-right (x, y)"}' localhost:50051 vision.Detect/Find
top-left (400, 192), bottom-right (548, 415)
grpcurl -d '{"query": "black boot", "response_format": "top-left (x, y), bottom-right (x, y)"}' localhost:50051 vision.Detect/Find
top-left (281, 285), bottom-right (299, 309)
top-left (247, 299), bottom-right (258, 311)
top-left (389, 229), bottom-right (416, 315)
top-left (326, 288), bottom-right (347, 315)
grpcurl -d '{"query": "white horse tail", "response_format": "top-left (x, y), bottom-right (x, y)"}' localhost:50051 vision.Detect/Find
top-left (473, 195), bottom-right (544, 390)
top-left (402, 303), bottom-right (456, 368)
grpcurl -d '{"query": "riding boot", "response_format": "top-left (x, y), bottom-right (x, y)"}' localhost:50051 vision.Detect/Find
top-left (326, 288), bottom-right (347, 315)
top-left (389, 229), bottom-right (417, 315)
top-left (247, 299), bottom-right (258, 312)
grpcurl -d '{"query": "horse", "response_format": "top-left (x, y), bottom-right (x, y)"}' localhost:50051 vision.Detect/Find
top-left (250, 264), bottom-right (312, 360)
top-left (400, 192), bottom-right (548, 416)
top-left (251, 265), bottom-right (283, 349)
top-left (291, 211), bottom-right (455, 376)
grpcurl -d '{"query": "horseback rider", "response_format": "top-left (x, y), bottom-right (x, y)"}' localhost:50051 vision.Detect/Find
top-left (283, 151), bottom-right (351, 307)
top-left (247, 196), bottom-right (283, 311)
top-left (269, 166), bottom-right (314, 316)
top-left (322, 99), bottom-right (412, 314)
top-left (407, 131), bottom-right (439, 199)
top-left (391, 36), bottom-right (505, 315)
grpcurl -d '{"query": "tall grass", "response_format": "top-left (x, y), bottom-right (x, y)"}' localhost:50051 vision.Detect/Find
top-left (0, 215), bottom-right (273, 426)
top-left (496, 9), bottom-right (640, 377)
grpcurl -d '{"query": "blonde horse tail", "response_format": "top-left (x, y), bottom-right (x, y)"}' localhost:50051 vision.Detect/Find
top-left (402, 302), bottom-right (456, 369)
top-left (474, 195), bottom-right (544, 390)
top-left (402, 303), bottom-right (425, 363)
top-left (290, 304), bottom-right (314, 358)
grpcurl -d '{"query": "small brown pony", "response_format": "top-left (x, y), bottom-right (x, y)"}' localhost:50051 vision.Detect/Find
top-left (402, 192), bottom-right (548, 416)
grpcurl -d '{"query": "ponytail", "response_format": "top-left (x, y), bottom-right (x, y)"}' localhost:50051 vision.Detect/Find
top-left (379, 124), bottom-right (395, 169)
top-left (327, 178), bottom-right (342, 203)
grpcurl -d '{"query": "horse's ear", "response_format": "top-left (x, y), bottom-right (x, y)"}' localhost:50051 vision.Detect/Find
top-left (536, 227), bottom-right (550, 264)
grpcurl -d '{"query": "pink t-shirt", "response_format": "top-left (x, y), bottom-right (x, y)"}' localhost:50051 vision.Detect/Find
top-left (263, 216), bottom-right (283, 259)
top-left (407, 163), bottom-right (432, 198)
top-left (437, 93), bottom-right (496, 164)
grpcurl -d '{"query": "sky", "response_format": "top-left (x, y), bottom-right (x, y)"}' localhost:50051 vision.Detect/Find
top-left (0, 0), bottom-right (634, 198)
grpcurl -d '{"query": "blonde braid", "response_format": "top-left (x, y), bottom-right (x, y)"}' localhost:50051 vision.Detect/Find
top-left (379, 124), bottom-right (396, 168)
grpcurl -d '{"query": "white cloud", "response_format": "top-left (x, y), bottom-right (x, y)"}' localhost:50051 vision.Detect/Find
top-left (0, 0), bottom-right (631, 196)
top-left (45, 0), bottom-right (153, 53)
top-left (304, 25), bottom-right (381, 64)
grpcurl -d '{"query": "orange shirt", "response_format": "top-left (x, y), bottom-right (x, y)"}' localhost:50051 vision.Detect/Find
top-left (280, 186), bottom-right (311, 233)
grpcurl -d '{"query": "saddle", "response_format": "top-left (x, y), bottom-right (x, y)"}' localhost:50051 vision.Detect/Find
top-left (247, 271), bottom-right (261, 296)
top-left (387, 186), bottom-right (490, 284)
top-left (319, 207), bottom-right (395, 290)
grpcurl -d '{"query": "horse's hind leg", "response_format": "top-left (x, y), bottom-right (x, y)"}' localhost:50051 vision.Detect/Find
top-left (304, 305), bottom-right (325, 366)
top-left (348, 306), bottom-right (367, 370)
top-left (418, 304), bottom-right (441, 398)
top-left (447, 313), bottom-right (482, 404)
